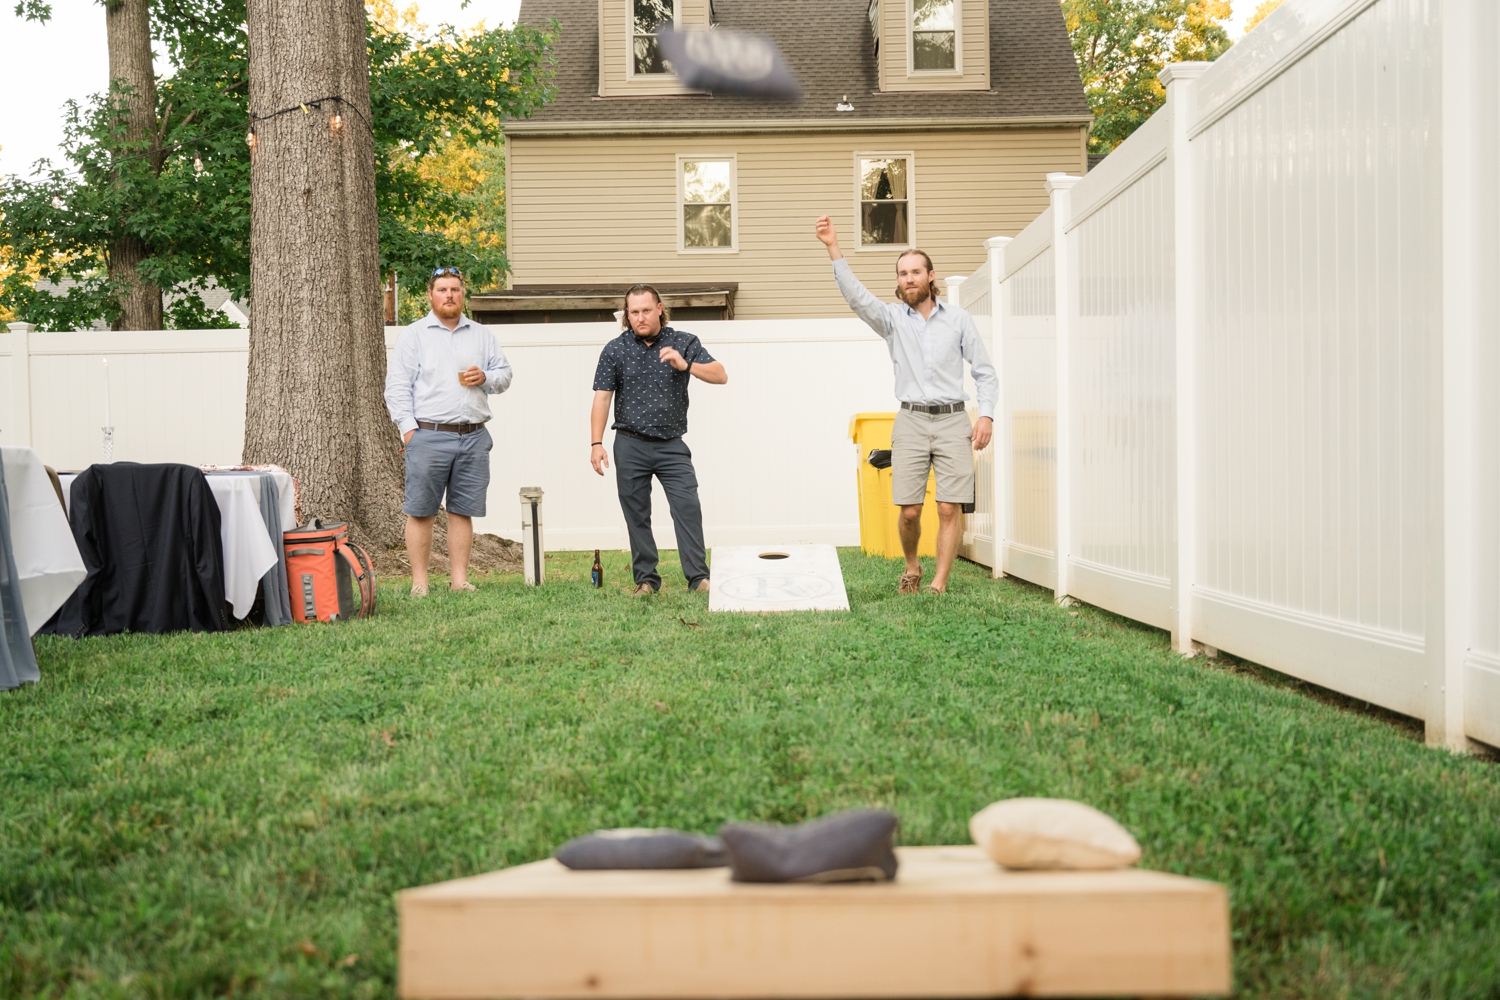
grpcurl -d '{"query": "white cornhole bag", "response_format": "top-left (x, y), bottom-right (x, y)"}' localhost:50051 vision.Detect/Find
top-left (969, 798), bottom-right (1142, 870)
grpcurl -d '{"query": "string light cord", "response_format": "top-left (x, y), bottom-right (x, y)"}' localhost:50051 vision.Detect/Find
top-left (248, 94), bottom-right (371, 131)
top-left (36, 94), bottom-right (371, 183)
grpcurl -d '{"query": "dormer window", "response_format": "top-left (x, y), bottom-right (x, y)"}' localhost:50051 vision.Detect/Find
top-left (912, 0), bottom-right (955, 71)
top-left (633, 0), bottom-right (674, 75)
top-left (868, 0), bottom-right (880, 56)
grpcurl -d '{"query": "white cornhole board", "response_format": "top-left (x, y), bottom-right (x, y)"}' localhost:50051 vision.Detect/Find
top-left (709, 544), bottom-right (849, 612)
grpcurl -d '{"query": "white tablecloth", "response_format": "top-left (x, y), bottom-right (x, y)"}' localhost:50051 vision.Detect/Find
top-left (1, 447), bottom-right (88, 635)
top-left (205, 476), bottom-right (280, 618)
top-left (59, 470), bottom-right (281, 620)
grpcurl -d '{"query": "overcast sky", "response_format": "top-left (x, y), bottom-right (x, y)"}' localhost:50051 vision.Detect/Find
top-left (0, 0), bottom-right (1260, 181)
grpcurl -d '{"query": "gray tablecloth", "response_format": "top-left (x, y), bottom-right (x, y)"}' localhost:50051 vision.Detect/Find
top-left (0, 457), bottom-right (40, 690)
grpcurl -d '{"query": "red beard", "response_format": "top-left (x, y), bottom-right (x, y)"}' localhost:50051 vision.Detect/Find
top-left (897, 283), bottom-right (931, 308)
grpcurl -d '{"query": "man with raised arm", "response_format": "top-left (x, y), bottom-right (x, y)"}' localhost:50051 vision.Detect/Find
top-left (384, 267), bottom-right (513, 597)
top-left (815, 215), bottom-right (997, 595)
top-left (589, 284), bottom-right (728, 596)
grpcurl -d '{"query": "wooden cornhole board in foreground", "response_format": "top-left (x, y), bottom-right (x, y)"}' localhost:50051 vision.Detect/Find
top-left (398, 845), bottom-right (1230, 998)
top-left (708, 544), bottom-right (849, 612)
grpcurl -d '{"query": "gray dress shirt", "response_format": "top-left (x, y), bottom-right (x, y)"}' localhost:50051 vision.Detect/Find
top-left (384, 311), bottom-right (514, 435)
top-left (833, 258), bottom-right (999, 419)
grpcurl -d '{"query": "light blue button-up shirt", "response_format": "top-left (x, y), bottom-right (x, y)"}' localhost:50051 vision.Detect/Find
top-left (384, 311), bottom-right (514, 435)
top-left (833, 258), bottom-right (999, 419)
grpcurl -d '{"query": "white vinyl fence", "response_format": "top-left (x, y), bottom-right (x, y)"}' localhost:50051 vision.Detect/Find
top-left (953, 0), bottom-right (1497, 751)
top-left (0, 319), bottom-right (902, 554)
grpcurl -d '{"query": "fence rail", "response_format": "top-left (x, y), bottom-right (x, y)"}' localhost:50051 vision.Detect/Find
top-left (956, 0), bottom-right (1496, 751)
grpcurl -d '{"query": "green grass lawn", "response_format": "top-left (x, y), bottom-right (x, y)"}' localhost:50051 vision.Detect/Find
top-left (3, 549), bottom-right (1498, 999)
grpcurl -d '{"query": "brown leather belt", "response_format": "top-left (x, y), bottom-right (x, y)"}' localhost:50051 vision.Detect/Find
top-left (901, 401), bottom-right (967, 415)
top-left (417, 420), bottom-right (486, 434)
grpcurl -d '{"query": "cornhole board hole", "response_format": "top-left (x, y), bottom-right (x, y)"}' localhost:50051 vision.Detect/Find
top-left (397, 845), bottom-right (1231, 999)
top-left (708, 544), bottom-right (849, 612)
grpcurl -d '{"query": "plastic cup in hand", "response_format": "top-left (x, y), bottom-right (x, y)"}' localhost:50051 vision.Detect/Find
top-left (457, 355), bottom-right (478, 386)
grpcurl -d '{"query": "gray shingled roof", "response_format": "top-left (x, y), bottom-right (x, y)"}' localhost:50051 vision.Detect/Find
top-left (511, 0), bottom-right (1090, 129)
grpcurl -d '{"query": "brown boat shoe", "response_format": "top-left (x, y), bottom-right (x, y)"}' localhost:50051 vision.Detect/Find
top-left (897, 570), bottom-right (923, 595)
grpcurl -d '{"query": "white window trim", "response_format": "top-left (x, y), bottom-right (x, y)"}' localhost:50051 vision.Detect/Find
top-left (854, 151), bottom-right (916, 252)
top-left (677, 153), bottom-right (738, 254)
top-left (906, 0), bottom-right (962, 77)
top-left (627, 0), bottom-right (679, 80)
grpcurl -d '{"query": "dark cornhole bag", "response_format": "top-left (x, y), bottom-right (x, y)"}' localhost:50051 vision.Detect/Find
top-left (555, 828), bottom-right (728, 870)
top-left (657, 25), bottom-right (803, 101)
top-left (720, 809), bottom-right (899, 883)
top-left (867, 449), bottom-right (893, 469)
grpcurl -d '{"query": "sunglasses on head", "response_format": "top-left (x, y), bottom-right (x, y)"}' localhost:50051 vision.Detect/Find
top-left (432, 266), bottom-right (463, 278)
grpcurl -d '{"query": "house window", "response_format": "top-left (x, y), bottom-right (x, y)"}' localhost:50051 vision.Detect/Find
top-left (633, 0), bottom-right (674, 75)
top-left (868, 0), bottom-right (880, 55)
top-left (680, 157), bottom-right (735, 251)
top-left (912, 0), bottom-right (955, 71)
top-left (859, 156), bottom-right (910, 247)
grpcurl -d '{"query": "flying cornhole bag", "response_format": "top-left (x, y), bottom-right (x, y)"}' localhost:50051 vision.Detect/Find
top-left (283, 520), bottom-right (376, 623)
top-left (969, 798), bottom-right (1141, 870)
top-left (657, 25), bottom-right (802, 100)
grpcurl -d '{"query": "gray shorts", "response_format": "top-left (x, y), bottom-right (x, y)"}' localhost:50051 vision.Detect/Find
top-left (402, 426), bottom-right (492, 517)
top-left (891, 408), bottom-right (974, 505)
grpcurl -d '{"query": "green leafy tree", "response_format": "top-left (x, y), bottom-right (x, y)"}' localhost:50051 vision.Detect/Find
top-left (0, 0), bottom-right (554, 331)
top-left (2, 0), bottom-right (250, 330)
top-left (1063, 0), bottom-right (1234, 154)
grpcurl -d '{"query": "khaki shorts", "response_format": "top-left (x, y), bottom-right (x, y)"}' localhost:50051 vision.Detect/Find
top-left (891, 408), bottom-right (974, 506)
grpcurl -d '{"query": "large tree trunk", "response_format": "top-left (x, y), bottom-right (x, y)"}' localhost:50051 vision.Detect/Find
top-left (105, 0), bottom-right (164, 331)
top-left (243, 0), bottom-right (406, 547)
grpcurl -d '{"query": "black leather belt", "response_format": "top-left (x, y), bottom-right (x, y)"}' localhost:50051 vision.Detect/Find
top-left (901, 402), bottom-right (967, 415)
top-left (613, 428), bottom-right (673, 442)
top-left (417, 420), bottom-right (486, 434)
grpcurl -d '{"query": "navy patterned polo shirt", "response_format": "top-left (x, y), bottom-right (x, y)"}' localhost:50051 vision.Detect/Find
top-left (592, 326), bottom-right (715, 441)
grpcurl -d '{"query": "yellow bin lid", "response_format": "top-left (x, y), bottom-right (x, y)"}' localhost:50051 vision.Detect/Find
top-left (848, 411), bottom-right (897, 439)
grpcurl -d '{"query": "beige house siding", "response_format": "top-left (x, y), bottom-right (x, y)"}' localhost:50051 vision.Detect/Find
top-left (507, 127), bottom-right (1085, 318)
top-left (878, 0), bottom-right (990, 93)
top-left (597, 0), bottom-right (711, 98)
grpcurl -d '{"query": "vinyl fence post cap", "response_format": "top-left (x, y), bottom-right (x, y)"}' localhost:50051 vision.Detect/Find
top-left (519, 486), bottom-right (545, 502)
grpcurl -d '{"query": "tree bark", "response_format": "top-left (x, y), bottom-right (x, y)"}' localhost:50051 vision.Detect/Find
top-left (244, 0), bottom-right (407, 547)
top-left (105, 0), bottom-right (164, 330)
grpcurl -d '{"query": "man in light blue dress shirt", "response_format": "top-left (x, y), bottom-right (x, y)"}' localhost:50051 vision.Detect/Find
top-left (816, 215), bottom-right (998, 595)
top-left (384, 268), bottom-right (513, 596)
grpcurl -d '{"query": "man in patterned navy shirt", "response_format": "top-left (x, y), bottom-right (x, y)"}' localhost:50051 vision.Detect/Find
top-left (590, 285), bottom-right (728, 595)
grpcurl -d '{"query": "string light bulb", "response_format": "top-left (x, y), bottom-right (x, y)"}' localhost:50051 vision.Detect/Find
top-left (246, 130), bottom-right (257, 149)
top-left (193, 153), bottom-right (204, 173)
top-left (329, 113), bottom-right (343, 133)
top-left (51, 195), bottom-right (63, 209)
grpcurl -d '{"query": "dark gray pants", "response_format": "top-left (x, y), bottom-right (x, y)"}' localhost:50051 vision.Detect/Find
top-left (614, 434), bottom-right (709, 589)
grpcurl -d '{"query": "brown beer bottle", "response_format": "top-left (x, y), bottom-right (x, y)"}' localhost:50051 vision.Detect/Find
top-left (591, 549), bottom-right (603, 588)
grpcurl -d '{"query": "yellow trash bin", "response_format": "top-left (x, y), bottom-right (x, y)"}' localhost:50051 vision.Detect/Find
top-left (848, 412), bottom-right (937, 559)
